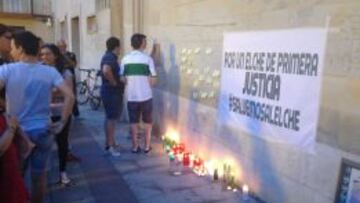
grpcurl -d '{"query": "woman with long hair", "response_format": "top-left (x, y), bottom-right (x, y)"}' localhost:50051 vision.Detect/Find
top-left (40, 43), bottom-right (73, 185)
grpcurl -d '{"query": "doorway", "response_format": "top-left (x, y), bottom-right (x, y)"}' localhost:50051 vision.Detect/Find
top-left (71, 17), bottom-right (80, 65)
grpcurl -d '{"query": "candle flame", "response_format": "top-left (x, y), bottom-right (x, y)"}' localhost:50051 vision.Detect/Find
top-left (204, 159), bottom-right (221, 176)
top-left (242, 184), bottom-right (249, 193)
top-left (165, 128), bottom-right (180, 143)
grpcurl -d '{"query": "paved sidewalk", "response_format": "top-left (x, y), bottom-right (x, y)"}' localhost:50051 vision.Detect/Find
top-left (45, 105), bottom-right (259, 203)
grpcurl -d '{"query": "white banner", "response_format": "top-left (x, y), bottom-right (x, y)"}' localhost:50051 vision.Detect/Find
top-left (218, 29), bottom-right (327, 150)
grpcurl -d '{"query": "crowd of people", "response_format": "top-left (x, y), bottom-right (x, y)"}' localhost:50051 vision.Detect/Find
top-left (0, 22), bottom-right (157, 203)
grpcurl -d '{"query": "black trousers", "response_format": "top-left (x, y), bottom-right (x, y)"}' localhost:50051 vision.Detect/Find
top-left (73, 99), bottom-right (80, 116)
top-left (72, 76), bottom-right (80, 117)
top-left (51, 116), bottom-right (72, 172)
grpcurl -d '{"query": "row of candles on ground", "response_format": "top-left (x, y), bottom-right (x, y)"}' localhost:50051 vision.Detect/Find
top-left (162, 133), bottom-right (250, 201)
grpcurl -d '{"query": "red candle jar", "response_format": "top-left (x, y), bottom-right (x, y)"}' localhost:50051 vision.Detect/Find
top-left (178, 143), bottom-right (185, 153)
top-left (183, 152), bottom-right (190, 166)
top-left (193, 157), bottom-right (203, 169)
top-left (172, 145), bottom-right (179, 155)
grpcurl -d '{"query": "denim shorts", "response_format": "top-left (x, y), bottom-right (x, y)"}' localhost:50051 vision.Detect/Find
top-left (25, 128), bottom-right (54, 174)
top-left (101, 88), bottom-right (123, 120)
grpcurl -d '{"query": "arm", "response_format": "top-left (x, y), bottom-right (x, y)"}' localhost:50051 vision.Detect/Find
top-left (70, 52), bottom-right (77, 67)
top-left (102, 64), bottom-right (118, 86)
top-left (0, 64), bottom-right (9, 90)
top-left (0, 116), bottom-right (18, 156)
top-left (120, 76), bottom-right (127, 85)
top-left (148, 57), bottom-right (157, 87)
top-left (56, 82), bottom-right (75, 123)
top-left (0, 128), bottom-right (16, 156)
top-left (0, 80), bottom-right (4, 90)
top-left (64, 73), bottom-right (74, 91)
top-left (119, 59), bottom-right (127, 85)
top-left (51, 71), bottom-right (73, 106)
top-left (149, 76), bottom-right (157, 87)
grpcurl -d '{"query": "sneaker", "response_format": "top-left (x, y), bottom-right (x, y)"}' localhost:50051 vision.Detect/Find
top-left (60, 172), bottom-right (71, 185)
top-left (144, 147), bottom-right (152, 154)
top-left (109, 147), bottom-right (121, 157)
top-left (132, 146), bottom-right (141, 153)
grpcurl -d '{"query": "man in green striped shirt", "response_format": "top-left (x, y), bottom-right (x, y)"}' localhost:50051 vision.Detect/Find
top-left (120, 33), bottom-right (157, 153)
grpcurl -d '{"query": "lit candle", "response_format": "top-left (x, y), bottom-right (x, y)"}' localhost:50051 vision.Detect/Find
top-left (169, 151), bottom-right (175, 161)
top-left (193, 157), bottom-right (203, 168)
top-left (178, 143), bottom-right (185, 153)
top-left (222, 164), bottom-right (231, 189)
top-left (183, 152), bottom-right (190, 166)
top-left (165, 145), bottom-right (171, 153)
top-left (172, 145), bottom-right (179, 155)
top-left (176, 152), bottom-right (183, 162)
top-left (242, 184), bottom-right (249, 201)
top-left (199, 166), bottom-right (206, 176)
top-left (213, 169), bottom-right (219, 181)
top-left (228, 174), bottom-right (235, 189)
top-left (193, 157), bottom-right (204, 175)
top-left (189, 153), bottom-right (195, 168)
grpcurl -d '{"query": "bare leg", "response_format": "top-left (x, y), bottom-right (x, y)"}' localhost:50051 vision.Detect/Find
top-left (144, 123), bottom-right (152, 150)
top-left (131, 123), bottom-right (138, 150)
top-left (104, 119), bottom-right (116, 147)
top-left (31, 172), bottom-right (47, 203)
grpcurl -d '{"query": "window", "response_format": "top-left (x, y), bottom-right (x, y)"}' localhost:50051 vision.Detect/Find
top-left (96, 0), bottom-right (110, 12)
top-left (87, 15), bottom-right (97, 34)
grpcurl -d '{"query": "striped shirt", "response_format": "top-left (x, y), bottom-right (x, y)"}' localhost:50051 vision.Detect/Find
top-left (120, 50), bottom-right (157, 102)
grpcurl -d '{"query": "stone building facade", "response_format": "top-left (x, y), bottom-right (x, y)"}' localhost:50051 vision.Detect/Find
top-left (53, 1), bottom-right (360, 202)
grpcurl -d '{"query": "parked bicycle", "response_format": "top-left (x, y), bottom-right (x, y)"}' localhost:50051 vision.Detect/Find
top-left (76, 68), bottom-right (102, 110)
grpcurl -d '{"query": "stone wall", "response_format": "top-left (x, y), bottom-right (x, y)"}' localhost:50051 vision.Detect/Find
top-left (0, 18), bottom-right (53, 42)
top-left (119, 0), bottom-right (360, 202)
top-left (53, 0), bottom-right (111, 78)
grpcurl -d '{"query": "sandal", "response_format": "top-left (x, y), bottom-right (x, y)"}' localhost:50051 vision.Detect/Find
top-left (144, 147), bottom-right (152, 154)
top-left (132, 146), bottom-right (141, 153)
top-left (59, 174), bottom-right (72, 186)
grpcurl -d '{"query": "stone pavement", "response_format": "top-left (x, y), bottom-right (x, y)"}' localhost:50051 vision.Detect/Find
top-left (45, 105), bottom-right (259, 203)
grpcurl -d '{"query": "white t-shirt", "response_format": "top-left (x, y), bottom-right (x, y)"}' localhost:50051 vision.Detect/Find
top-left (120, 50), bottom-right (157, 102)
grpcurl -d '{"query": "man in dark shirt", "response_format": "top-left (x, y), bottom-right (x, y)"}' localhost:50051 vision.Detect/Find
top-left (57, 39), bottom-right (80, 117)
top-left (100, 37), bottom-right (124, 157)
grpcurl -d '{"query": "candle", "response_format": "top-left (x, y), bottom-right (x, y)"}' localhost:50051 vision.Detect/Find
top-left (228, 174), bottom-right (235, 189)
top-left (165, 145), bottom-right (171, 153)
top-left (199, 167), bottom-right (206, 176)
top-left (193, 157), bottom-right (204, 175)
top-left (222, 164), bottom-right (229, 188)
top-left (169, 151), bottom-right (175, 161)
top-left (178, 143), bottom-right (185, 153)
top-left (193, 157), bottom-right (203, 168)
top-left (171, 145), bottom-right (177, 154)
top-left (183, 152), bottom-right (190, 166)
top-left (189, 153), bottom-right (195, 168)
top-left (242, 184), bottom-right (249, 201)
top-left (176, 152), bottom-right (183, 162)
top-left (213, 169), bottom-right (219, 181)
